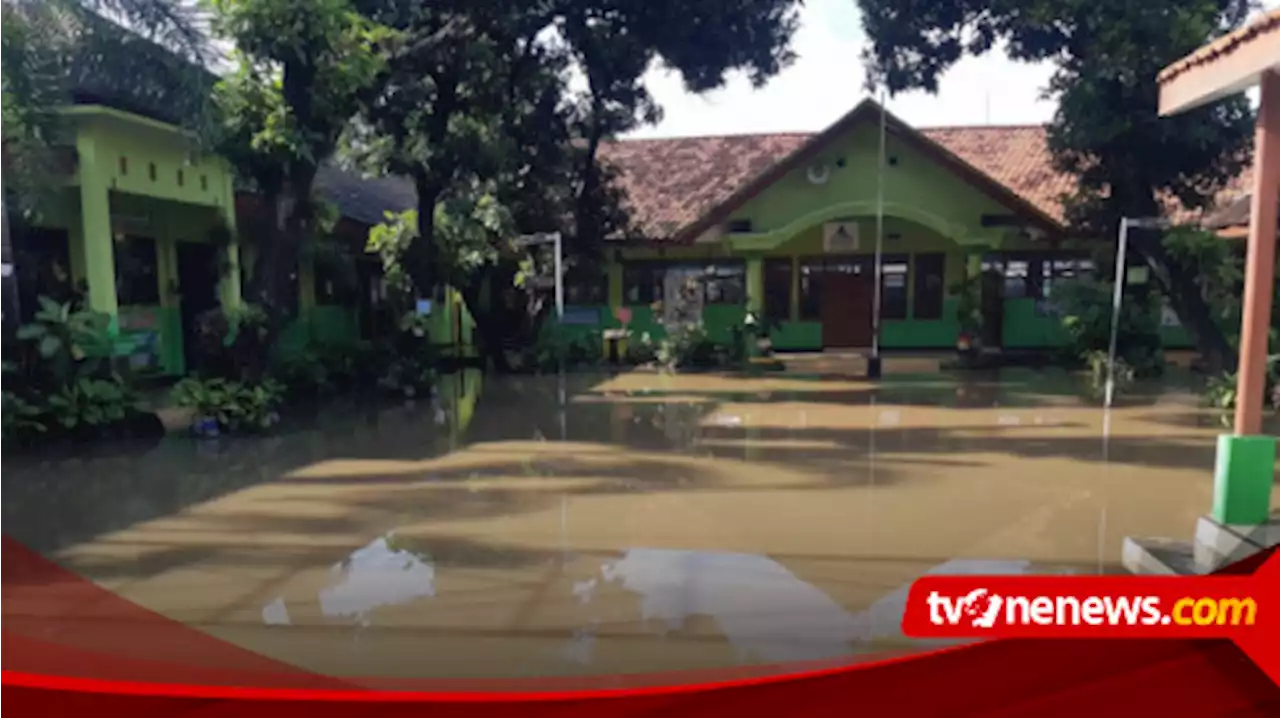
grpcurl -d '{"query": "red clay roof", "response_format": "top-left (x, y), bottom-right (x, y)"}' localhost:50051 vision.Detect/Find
top-left (1158, 9), bottom-right (1280, 85)
top-left (601, 123), bottom-right (1250, 240)
top-left (598, 133), bottom-right (810, 237)
top-left (599, 124), bottom-right (1077, 238)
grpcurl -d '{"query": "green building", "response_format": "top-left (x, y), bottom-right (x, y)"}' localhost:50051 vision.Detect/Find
top-left (552, 99), bottom-right (1227, 354)
top-left (12, 92), bottom-right (1244, 375)
top-left (9, 102), bottom-right (472, 376)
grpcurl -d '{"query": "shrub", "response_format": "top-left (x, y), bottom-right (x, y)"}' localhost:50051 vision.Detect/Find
top-left (13, 296), bottom-right (114, 385)
top-left (191, 304), bottom-right (271, 380)
top-left (656, 322), bottom-right (717, 370)
top-left (2, 388), bottom-right (49, 440)
top-left (1084, 350), bottom-right (1134, 396)
top-left (44, 378), bottom-right (134, 431)
top-left (1055, 277), bottom-right (1165, 378)
top-left (171, 377), bottom-right (284, 434)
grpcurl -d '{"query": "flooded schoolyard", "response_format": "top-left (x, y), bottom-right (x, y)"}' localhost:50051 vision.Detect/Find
top-left (4, 361), bottom-right (1277, 684)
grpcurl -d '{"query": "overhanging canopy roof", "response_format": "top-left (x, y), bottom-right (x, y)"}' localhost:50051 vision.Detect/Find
top-left (1158, 9), bottom-right (1280, 115)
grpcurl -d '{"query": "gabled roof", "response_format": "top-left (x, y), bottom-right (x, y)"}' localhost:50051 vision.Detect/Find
top-left (600, 98), bottom-right (1251, 242)
top-left (600, 99), bottom-right (1073, 242)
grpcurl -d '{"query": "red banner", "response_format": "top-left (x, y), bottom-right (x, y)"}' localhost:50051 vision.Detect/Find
top-left (4, 536), bottom-right (1278, 715)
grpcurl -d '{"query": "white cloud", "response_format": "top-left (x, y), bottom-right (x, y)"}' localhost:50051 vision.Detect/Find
top-left (627, 0), bottom-right (1279, 139)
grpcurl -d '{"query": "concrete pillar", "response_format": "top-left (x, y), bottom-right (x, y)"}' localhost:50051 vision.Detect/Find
top-left (746, 255), bottom-right (764, 314)
top-left (218, 173), bottom-right (242, 309)
top-left (75, 133), bottom-right (119, 327)
top-left (1214, 70), bottom-right (1279, 527)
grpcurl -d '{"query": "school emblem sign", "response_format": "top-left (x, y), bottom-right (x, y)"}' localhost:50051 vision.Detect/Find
top-left (823, 222), bottom-right (859, 252)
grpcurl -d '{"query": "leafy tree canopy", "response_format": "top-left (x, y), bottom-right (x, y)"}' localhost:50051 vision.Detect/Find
top-left (856, 0), bottom-right (1261, 370)
top-left (343, 0), bottom-right (801, 364)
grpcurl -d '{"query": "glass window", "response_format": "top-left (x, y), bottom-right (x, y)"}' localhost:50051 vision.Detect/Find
top-left (702, 261), bottom-right (745, 305)
top-left (1003, 259), bottom-right (1029, 299)
top-left (115, 235), bottom-right (160, 305)
top-left (764, 258), bottom-right (792, 322)
top-left (912, 253), bottom-right (945, 320)
top-left (880, 255), bottom-right (909, 320)
top-left (798, 259), bottom-right (824, 320)
top-left (566, 267), bottom-right (608, 305)
top-left (622, 262), bottom-right (664, 305)
top-left (1042, 256), bottom-right (1094, 298)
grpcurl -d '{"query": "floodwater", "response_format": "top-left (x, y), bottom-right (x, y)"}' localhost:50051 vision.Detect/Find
top-left (4, 359), bottom-right (1278, 685)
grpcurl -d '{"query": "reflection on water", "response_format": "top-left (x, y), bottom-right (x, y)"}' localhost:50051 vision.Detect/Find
top-left (591, 548), bottom-right (862, 663)
top-left (5, 362), bottom-right (1271, 680)
top-left (316, 535), bottom-right (436, 625)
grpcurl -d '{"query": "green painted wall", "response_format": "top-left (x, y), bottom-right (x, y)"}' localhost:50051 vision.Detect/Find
top-left (600, 114), bottom-right (1194, 353)
top-left (731, 123), bottom-right (1019, 246)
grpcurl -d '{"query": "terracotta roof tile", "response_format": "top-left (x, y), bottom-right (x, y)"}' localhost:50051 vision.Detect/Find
top-left (1158, 9), bottom-right (1280, 85)
top-left (918, 125), bottom-right (1075, 224)
top-left (602, 124), bottom-right (1251, 240)
top-left (600, 124), bottom-right (1074, 237)
top-left (599, 134), bottom-right (810, 238)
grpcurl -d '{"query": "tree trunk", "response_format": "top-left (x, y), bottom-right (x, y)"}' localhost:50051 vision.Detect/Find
top-left (408, 176), bottom-right (442, 300)
top-left (1131, 234), bottom-right (1238, 374)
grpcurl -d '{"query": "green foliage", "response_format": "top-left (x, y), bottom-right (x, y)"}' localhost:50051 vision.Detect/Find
top-left (656, 323), bottom-right (717, 371)
top-left (271, 338), bottom-right (377, 397)
top-left (948, 272), bottom-right (984, 337)
top-left (2, 389), bottom-right (49, 439)
top-left (1054, 277), bottom-right (1165, 379)
top-left (1203, 356), bottom-right (1280, 422)
top-left (1161, 225), bottom-right (1252, 342)
top-left (1083, 350), bottom-right (1134, 396)
top-left (527, 327), bottom-right (598, 373)
top-left (626, 332), bottom-right (659, 365)
top-left (368, 310), bottom-right (438, 398)
top-left (211, 0), bottom-right (390, 318)
top-left (14, 295), bottom-right (114, 382)
top-left (377, 355), bottom-right (436, 399)
top-left (191, 304), bottom-right (272, 380)
top-left (44, 378), bottom-right (132, 429)
top-left (171, 377), bottom-right (284, 433)
top-left (856, 0), bottom-right (1255, 371)
top-left (346, 1), bottom-right (800, 366)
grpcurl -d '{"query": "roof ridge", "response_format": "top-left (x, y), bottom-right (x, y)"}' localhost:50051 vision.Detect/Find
top-left (918, 123), bottom-right (1049, 131)
top-left (612, 131), bottom-right (815, 143)
top-left (611, 123), bottom-right (1049, 144)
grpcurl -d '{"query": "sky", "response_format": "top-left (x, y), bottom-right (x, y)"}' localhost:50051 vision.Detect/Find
top-left (626, 0), bottom-right (1279, 139)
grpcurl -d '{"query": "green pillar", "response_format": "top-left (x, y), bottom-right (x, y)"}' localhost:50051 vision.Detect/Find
top-left (1212, 435), bottom-right (1276, 525)
top-left (75, 133), bottom-right (119, 327)
top-left (218, 174), bottom-right (242, 310)
top-left (965, 251), bottom-right (982, 280)
top-left (746, 255), bottom-right (764, 314)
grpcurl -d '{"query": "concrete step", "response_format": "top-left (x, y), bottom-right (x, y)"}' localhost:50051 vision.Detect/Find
top-left (1123, 536), bottom-right (1200, 575)
top-left (1125, 512), bottom-right (1279, 576)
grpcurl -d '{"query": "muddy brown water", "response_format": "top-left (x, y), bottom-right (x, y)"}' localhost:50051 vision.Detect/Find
top-left (4, 362), bottom-right (1277, 684)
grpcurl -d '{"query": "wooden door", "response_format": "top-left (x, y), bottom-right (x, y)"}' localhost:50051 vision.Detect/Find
top-left (820, 272), bottom-right (874, 348)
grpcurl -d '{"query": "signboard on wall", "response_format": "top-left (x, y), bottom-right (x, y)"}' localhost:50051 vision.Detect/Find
top-left (560, 306), bottom-right (600, 326)
top-left (823, 222), bottom-right (859, 253)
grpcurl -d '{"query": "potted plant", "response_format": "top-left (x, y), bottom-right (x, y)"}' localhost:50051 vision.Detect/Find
top-left (950, 274), bottom-right (984, 368)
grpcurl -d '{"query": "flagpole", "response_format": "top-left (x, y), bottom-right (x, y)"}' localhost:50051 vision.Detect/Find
top-left (868, 89), bottom-right (887, 379)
